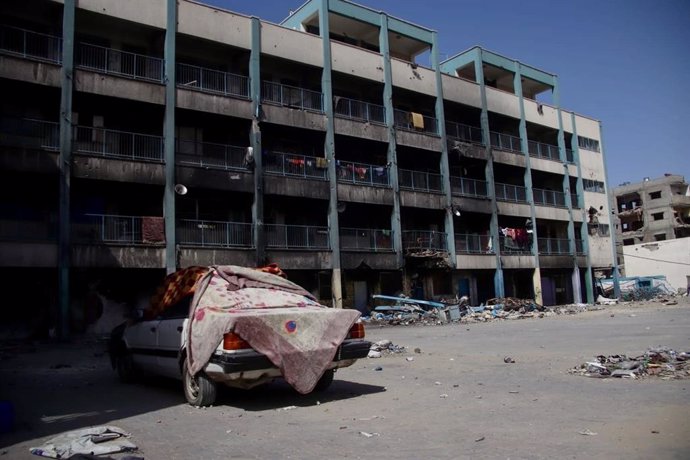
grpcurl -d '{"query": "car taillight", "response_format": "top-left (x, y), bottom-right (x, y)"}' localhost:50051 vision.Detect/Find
top-left (348, 322), bottom-right (365, 339)
top-left (222, 332), bottom-right (251, 351)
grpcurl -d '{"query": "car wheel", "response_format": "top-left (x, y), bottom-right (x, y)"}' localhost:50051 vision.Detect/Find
top-left (116, 350), bottom-right (139, 384)
top-left (183, 361), bottom-right (217, 407)
top-left (312, 369), bottom-right (335, 392)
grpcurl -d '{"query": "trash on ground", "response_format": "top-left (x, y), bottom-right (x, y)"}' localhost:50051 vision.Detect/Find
top-left (597, 295), bottom-right (618, 305)
top-left (276, 405), bottom-right (298, 411)
top-left (29, 426), bottom-right (137, 459)
top-left (474, 436), bottom-right (485, 442)
top-left (359, 431), bottom-right (380, 438)
top-left (579, 429), bottom-right (598, 436)
top-left (368, 340), bottom-right (406, 358)
top-left (504, 357), bottom-right (515, 363)
top-left (569, 347), bottom-right (690, 379)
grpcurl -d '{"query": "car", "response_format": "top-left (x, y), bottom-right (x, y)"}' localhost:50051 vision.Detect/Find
top-left (109, 265), bottom-right (371, 406)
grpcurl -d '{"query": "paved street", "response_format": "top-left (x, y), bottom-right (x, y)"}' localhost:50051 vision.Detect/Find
top-left (2, 300), bottom-right (689, 459)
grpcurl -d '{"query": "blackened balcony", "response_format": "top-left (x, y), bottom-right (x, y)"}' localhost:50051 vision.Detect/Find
top-left (333, 96), bottom-right (385, 125)
top-left (499, 234), bottom-right (532, 255)
top-left (336, 161), bottom-right (389, 187)
top-left (495, 182), bottom-right (527, 203)
top-left (537, 237), bottom-right (572, 255)
top-left (177, 219), bottom-right (253, 248)
top-left (402, 230), bottom-right (447, 252)
top-left (0, 25), bottom-right (62, 64)
top-left (533, 188), bottom-right (566, 208)
top-left (0, 218), bottom-right (57, 242)
top-left (455, 233), bottom-right (493, 254)
top-left (446, 120), bottom-right (483, 145)
top-left (76, 42), bottom-right (163, 83)
top-left (73, 126), bottom-right (163, 162)
top-left (394, 109), bottom-right (438, 135)
top-left (340, 228), bottom-right (394, 252)
top-left (265, 224), bottom-right (329, 250)
top-left (399, 169), bottom-right (443, 193)
top-left (0, 118), bottom-right (59, 151)
top-left (176, 139), bottom-right (248, 171)
top-left (262, 81), bottom-right (323, 112)
top-left (450, 176), bottom-right (488, 198)
top-left (73, 214), bottom-right (165, 245)
top-left (490, 131), bottom-right (522, 153)
top-left (177, 63), bottom-right (249, 99)
top-left (528, 140), bottom-right (560, 162)
top-left (263, 151), bottom-right (328, 180)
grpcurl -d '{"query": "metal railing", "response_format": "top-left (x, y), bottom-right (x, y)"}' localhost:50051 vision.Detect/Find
top-left (394, 109), bottom-right (438, 135)
top-left (262, 81), bottom-right (323, 112)
top-left (265, 224), bottom-right (330, 250)
top-left (176, 139), bottom-right (248, 171)
top-left (333, 96), bottom-right (385, 124)
top-left (0, 218), bottom-right (57, 241)
top-left (0, 118), bottom-right (59, 151)
top-left (399, 169), bottom-right (443, 193)
top-left (74, 214), bottom-right (164, 245)
top-left (76, 42), bottom-right (163, 82)
top-left (177, 219), bottom-right (253, 248)
top-left (494, 182), bottom-right (527, 203)
top-left (336, 161), bottom-right (389, 187)
top-left (455, 233), bottom-right (493, 254)
top-left (528, 140), bottom-right (560, 161)
top-left (263, 151), bottom-right (328, 180)
top-left (450, 176), bottom-right (488, 198)
top-left (533, 188), bottom-right (567, 207)
top-left (500, 235), bottom-right (532, 254)
top-left (177, 62), bottom-right (249, 99)
top-left (73, 126), bottom-right (163, 162)
top-left (402, 230), bottom-right (448, 251)
top-left (575, 239), bottom-right (585, 254)
top-left (566, 149), bottom-right (575, 164)
top-left (571, 193), bottom-right (580, 209)
top-left (340, 228), bottom-right (394, 252)
top-left (538, 237), bottom-right (572, 255)
top-left (445, 120), bottom-right (483, 144)
top-left (0, 25), bottom-right (62, 64)
top-left (489, 131), bottom-right (522, 153)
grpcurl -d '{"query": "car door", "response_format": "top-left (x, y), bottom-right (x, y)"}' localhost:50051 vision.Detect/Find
top-left (124, 318), bottom-right (160, 372)
top-left (155, 296), bottom-right (191, 379)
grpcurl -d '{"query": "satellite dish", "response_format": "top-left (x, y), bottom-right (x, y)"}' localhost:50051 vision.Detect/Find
top-left (174, 184), bottom-right (188, 195)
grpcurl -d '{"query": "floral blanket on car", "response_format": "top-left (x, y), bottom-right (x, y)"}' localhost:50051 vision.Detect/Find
top-left (186, 265), bottom-right (360, 394)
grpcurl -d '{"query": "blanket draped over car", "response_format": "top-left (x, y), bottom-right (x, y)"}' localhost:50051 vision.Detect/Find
top-left (186, 265), bottom-right (361, 394)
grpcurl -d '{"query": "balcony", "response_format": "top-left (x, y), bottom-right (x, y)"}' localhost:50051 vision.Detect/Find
top-left (445, 120), bottom-right (483, 145)
top-left (575, 239), bottom-right (585, 254)
top-left (394, 109), bottom-right (438, 135)
top-left (336, 161), bottom-right (389, 187)
top-left (533, 188), bottom-right (567, 208)
top-left (0, 25), bottom-right (62, 64)
top-left (333, 96), bottom-right (385, 125)
top-left (177, 63), bottom-right (249, 99)
top-left (489, 131), bottom-right (522, 153)
top-left (73, 126), bottom-right (163, 162)
top-left (455, 233), bottom-right (492, 254)
top-left (263, 151), bottom-right (328, 180)
top-left (499, 234), bottom-right (532, 255)
top-left (0, 218), bottom-right (57, 242)
top-left (537, 237), bottom-right (572, 255)
top-left (0, 118), bottom-right (59, 151)
top-left (528, 140), bottom-right (560, 162)
top-left (265, 224), bottom-right (329, 250)
top-left (495, 182), bottom-right (527, 203)
top-left (176, 140), bottom-right (248, 171)
top-left (450, 176), bottom-right (488, 198)
top-left (73, 214), bottom-right (165, 245)
top-left (402, 230), bottom-right (447, 252)
top-left (177, 219), bottom-right (253, 248)
top-left (571, 193), bottom-right (580, 209)
top-left (340, 228), bottom-right (393, 252)
top-left (262, 81), bottom-right (323, 112)
top-left (76, 42), bottom-right (163, 83)
top-left (566, 149), bottom-right (575, 164)
top-left (399, 169), bottom-right (443, 193)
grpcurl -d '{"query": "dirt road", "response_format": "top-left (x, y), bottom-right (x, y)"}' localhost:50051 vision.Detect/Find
top-left (1, 300), bottom-right (689, 459)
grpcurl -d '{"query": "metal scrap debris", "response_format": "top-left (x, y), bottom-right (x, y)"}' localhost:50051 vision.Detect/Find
top-left (569, 347), bottom-right (690, 379)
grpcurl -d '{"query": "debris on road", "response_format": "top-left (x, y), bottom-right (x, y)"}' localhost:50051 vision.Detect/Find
top-left (474, 436), bottom-right (485, 442)
top-left (569, 347), bottom-right (690, 379)
top-left (579, 429), bottom-right (598, 436)
top-left (368, 340), bottom-right (406, 358)
top-left (504, 356), bottom-right (515, 364)
top-left (359, 431), bottom-right (380, 438)
top-left (276, 405), bottom-right (298, 411)
top-left (29, 425), bottom-right (137, 459)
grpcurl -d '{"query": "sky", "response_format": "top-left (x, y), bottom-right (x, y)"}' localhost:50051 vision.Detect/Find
top-left (202, 0), bottom-right (689, 187)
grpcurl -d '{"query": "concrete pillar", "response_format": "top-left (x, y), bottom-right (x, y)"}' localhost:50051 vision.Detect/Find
top-left (250, 17), bottom-right (265, 266)
top-left (599, 121), bottom-right (621, 299)
top-left (163, 0), bottom-right (177, 274)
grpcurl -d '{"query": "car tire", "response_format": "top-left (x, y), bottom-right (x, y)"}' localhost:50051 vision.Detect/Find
top-left (183, 361), bottom-right (217, 407)
top-left (116, 349), bottom-right (139, 384)
top-left (312, 369), bottom-right (335, 392)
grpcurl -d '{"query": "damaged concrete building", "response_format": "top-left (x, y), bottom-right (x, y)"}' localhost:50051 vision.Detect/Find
top-left (0, 0), bottom-right (615, 338)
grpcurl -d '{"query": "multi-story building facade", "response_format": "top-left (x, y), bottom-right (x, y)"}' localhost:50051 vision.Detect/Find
top-left (0, 0), bottom-right (615, 338)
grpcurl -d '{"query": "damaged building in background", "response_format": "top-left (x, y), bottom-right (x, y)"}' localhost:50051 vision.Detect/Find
top-left (0, 0), bottom-right (615, 339)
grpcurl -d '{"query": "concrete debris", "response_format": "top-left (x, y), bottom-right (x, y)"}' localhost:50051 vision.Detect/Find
top-left (367, 350), bottom-right (382, 359)
top-left (359, 431), bottom-right (380, 438)
top-left (368, 341), bottom-right (406, 358)
top-left (503, 357), bottom-right (515, 364)
top-left (597, 295), bottom-right (618, 305)
top-left (579, 429), bottom-right (598, 436)
top-left (569, 347), bottom-right (690, 379)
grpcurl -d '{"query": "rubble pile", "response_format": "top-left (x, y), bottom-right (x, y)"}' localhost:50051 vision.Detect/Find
top-left (569, 347), bottom-right (690, 380)
top-left (367, 340), bottom-right (406, 358)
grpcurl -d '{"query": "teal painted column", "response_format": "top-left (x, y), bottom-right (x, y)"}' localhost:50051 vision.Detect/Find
top-left (570, 113), bottom-right (594, 303)
top-left (599, 121), bottom-right (621, 299)
top-left (163, 0), bottom-right (177, 274)
top-left (514, 63), bottom-right (542, 304)
top-left (475, 49), bottom-right (504, 298)
top-left (319, 0), bottom-right (343, 308)
top-left (58, 0), bottom-right (75, 339)
top-left (431, 31), bottom-right (456, 267)
top-left (250, 17), bottom-right (265, 265)
top-left (379, 13), bottom-right (403, 269)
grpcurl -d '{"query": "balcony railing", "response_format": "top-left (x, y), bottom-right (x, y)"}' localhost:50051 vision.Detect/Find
top-left (495, 182), bottom-right (527, 203)
top-left (500, 235), bottom-right (532, 254)
top-left (177, 63), bottom-right (249, 99)
top-left (571, 193), bottom-right (580, 209)
top-left (263, 151), bottom-right (328, 180)
top-left (76, 42), bottom-right (163, 82)
top-left (0, 25), bottom-right (62, 64)
top-left (455, 233), bottom-right (493, 254)
top-left (176, 140), bottom-right (248, 171)
top-left (528, 140), bottom-right (560, 161)
top-left (74, 214), bottom-right (164, 245)
top-left (533, 188), bottom-right (567, 208)
top-left (177, 219), bottom-right (253, 248)
top-left (333, 96), bottom-right (385, 124)
top-left (0, 118), bottom-right (59, 151)
top-left (445, 120), bottom-right (483, 144)
top-left (538, 237), bottom-right (572, 255)
top-left (336, 161), bottom-right (389, 187)
top-left (393, 109), bottom-right (438, 135)
top-left (575, 239), bottom-right (585, 254)
top-left (73, 126), bottom-right (163, 162)
top-left (399, 169), bottom-right (443, 193)
top-left (450, 176), bottom-right (488, 198)
top-left (262, 81), bottom-right (323, 112)
top-left (265, 224), bottom-right (329, 250)
top-left (402, 230), bottom-right (448, 252)
top-left (566, 149), bottom-right (575, 164)
top-left (489, 131), bottom-right (522, 153)
top-left (0, 218), bottom-right (57, 242)
top-left (340, 228), bottom-right (394, 252)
